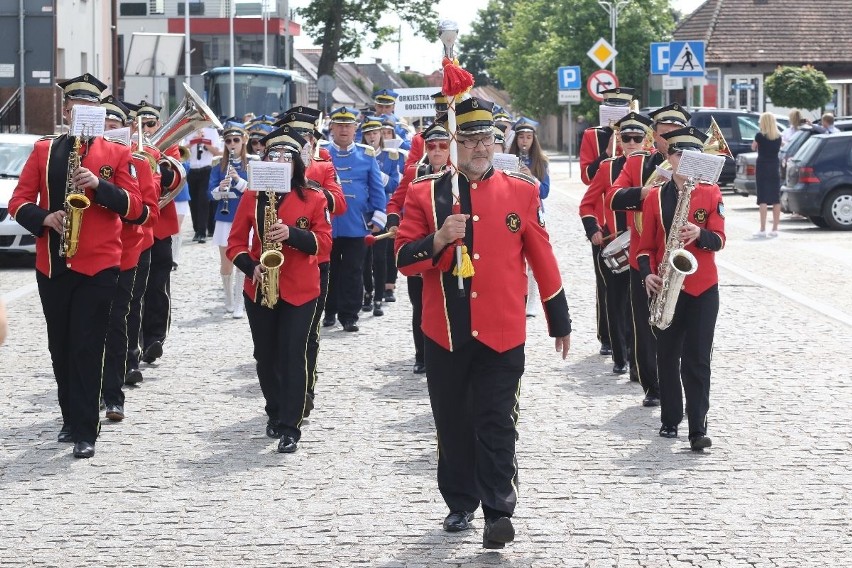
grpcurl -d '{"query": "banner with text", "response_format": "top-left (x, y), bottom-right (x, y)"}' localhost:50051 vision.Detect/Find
top-left (394, 87), bottom-right (440, 118)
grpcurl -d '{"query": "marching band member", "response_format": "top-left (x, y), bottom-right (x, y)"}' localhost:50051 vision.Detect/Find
top-left (209, 121), bottom-right (250, 317)
top-left (637, 127), bottom-right (725, 451)
top-left (403, 92), bottom-right (449, 170)
top-left (378, 115), bottom-right (409, 303)
top-left (226, 126), bottom-right (332, 453)
top-left (607, 103), bottom-right (691, 405)
top-left (171, 145), bottom-right (192, 270)
top-left (508, 117), bottom-right (550, 317)
top-left (492, 106), bottom-right (514, 152)
top-left (372, 89), bottom-right (412, 150)
top-left (247, 120), bottom-right (274, 157)
top-left (9, 74), bottom-right (143, 458)
top-left (322, 106), bottom-right (386, 333)
top-left (580, 112), bottom-right (652, 384)
top-left (395, 97), bottom-right (571, 549)
top-left (101, 96), bottom-right (160, 420)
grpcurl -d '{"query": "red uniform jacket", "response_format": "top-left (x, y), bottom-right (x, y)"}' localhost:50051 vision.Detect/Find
top-left (395, 168), bottom-right (571, 353)
top-left (403, 133), bottom-right (424, 171)
top-left (580, 127), bottom-right (613, 185)
top-left (306, 157), bottom-right (345, 263)
top-left (579, 156), bottom-right (629, 239)
top-left (9, 135), bottom-right (142, 277)
top-left (606, 150), bottom-right (665, 269)
top-left (120, 152), bottom-right (161, 270)
top-left (227, 187), bottom-right (332, 306)
top-left (153, 144), bottom-right (182, 239)
top-left (637, 181), bottom-right (726, 297)
top-left (318, 146), bottom-right (332, 162)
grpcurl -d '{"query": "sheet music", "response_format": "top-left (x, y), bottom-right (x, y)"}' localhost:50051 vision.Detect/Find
top-left (655, 165), bottom-right (672, 180)
top-left (70, 106), bottom-right (106, 137)
top-left (599, 105), bottom-right (629, 128)
top-left (382, 138), bottom-right (403, 150)
top-left (492, 152), bottom-right (521, 172)
top-left (104, 127), bottom-right (131, 146)
top-left (675, 150), bottom-right (725, 184)
top-left (248, 160), bottom-right (292, 193)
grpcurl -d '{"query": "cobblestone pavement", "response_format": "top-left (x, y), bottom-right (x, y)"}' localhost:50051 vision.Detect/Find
top-left (1, 156), bottom-right (851, 567)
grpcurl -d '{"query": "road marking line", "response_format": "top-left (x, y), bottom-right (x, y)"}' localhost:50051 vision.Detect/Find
top-left (1, 281), bottom-right (38, 305)
top-left (718, 258), bottom-right (852, 328)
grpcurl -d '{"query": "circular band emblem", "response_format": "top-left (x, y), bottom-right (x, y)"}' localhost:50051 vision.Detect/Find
top-left (506, 212), bottom-right (521, 233)
top-left (693, 208), bottom-right (708, 223)
top-left (296, 216), bottom-right (310, 229)
top-left (99, 165), bottom-right (114, 180)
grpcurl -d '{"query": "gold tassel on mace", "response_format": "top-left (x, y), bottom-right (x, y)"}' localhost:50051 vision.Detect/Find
top-left (452, 244), bottom-right (475, 278)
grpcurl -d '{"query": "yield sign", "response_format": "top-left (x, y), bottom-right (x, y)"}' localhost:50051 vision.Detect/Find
top-left (587, 69), bottom-right (619, 102)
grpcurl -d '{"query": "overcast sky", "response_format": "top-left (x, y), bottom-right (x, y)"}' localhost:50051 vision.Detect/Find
top-left (290, 0), bottom-right (706, 74)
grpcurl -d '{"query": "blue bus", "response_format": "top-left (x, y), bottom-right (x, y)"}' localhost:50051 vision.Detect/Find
top-left (203, 65), bottom-right (309, 119)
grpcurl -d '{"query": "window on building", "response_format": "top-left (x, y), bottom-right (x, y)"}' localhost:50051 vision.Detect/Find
top-left (120, 2), bottom-right (147, 16)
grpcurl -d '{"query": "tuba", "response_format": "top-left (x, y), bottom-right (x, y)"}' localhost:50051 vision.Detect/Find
top-left (704, 117), bottom-right (734, 158)
top-left (151, 83), bottom-right (223, 208)
top-left (59, 135), bottom-right (92, 258)
top-left (648, 176), bottom-right (698, 330)
top-left (259, 189), bottom-right (285, 308)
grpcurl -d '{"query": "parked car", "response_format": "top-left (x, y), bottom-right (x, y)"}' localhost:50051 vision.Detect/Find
top-left (688, 109), bottom-right (762, 187)
top-left (781, 132), bottom-right (852, 230)
top-left (0, 133), bottom-right (40, 254)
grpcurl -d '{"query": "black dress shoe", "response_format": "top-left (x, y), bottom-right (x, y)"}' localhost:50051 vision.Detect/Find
top-left (690, 435), bottom-right (712, 451)
top-left (105, 405), bottom-right (125, 421)
top-left (483, 517), bottom-right (515, 549)
top-left (57, 424), bottom-right (73, 443)
top-left (642, 394), bottom-right (660, 407)
top-left (442, 511), bottom-right (474, 532)
top-left (303, 394), bottom-right (315, 418)
top-left (361, 293), bottom-right (372, 312)
top-left (659, 425), bottom-right (678, 438)
top-left (197, 236), bottom-right (206, 244)
top-left (124, 368), bottom-right (144, 385)
top-left (322, 316), bottom-right (336, 327)
top-left (384, 290), bottom-right (396, 302)
top-left (266, 421), bottom-right (281, 439)
top-left (278, 436), bottom-right (298, 453)
top-left (141, 341), bottom-right (163, 364)
top-left (342, 321), bottom-right (359, 332)
top-left (599, 344), bottom-right (612, 356)
top-left (73, 441), bottom-right (95, 458)
top-left (373, 301), bottom-right (384, 316)
top-left (192, 233), bottom-right (201, 242)
top-left (612, 363), bottom-right (628, 375)
top-left (171, 262), bottom-right (178, 272)
top-left (413, 362), bottom-right (426, 374)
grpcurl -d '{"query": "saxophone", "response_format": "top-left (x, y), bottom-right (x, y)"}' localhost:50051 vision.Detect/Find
top-left (59, 136), bottom-right (91, 258)
top-left (648, 177), bottom-right (698, 330)
top-left (259, 189), bottom-right (285, 308)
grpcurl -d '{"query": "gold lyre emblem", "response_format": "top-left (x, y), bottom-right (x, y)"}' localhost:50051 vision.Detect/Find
top-left (99, 165), bottom-right (114, 180)
top-left (296, 216), bottom-right (309, 229)
top-left (506, 212), bottom-right (521, 233)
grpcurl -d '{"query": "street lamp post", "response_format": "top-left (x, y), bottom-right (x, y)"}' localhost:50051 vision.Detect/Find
top-left (229, 0), bottom-right (236, 117)
top-left (597, 0), bottom-right (630, 75)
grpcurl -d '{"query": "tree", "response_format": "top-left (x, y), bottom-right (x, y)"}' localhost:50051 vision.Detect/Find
top-left (457, 0), bottom-right (515, 88)
top-left (298, 0), bottom-right (438, 78)
top-left (765, 65), bottom-right (833, 111)
top-left (490, 0), bottom-right (675, 119)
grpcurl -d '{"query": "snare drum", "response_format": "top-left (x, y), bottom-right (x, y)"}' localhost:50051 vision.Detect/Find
top-left (601, 230), bottom-right (631, 274)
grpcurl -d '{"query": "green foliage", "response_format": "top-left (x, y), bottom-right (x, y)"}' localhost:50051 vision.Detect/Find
top-left (765, 66), bottom-right (833, 111)
top-left (458, 0), bottom-right (515, 88)
top-left (490, 0), bottom-right (675, 118)
top-left (399, 72), bottom-right (428, 88)
top-left (299, 0), bottom-right (438, 76)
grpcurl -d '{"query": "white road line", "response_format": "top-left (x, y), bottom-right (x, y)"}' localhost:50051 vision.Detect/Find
top-left (717, 258), bottom-right (852, 327)
top-left (1, 281), bottom-right (38, 304)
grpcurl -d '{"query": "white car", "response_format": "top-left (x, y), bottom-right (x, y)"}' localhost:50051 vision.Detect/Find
top-left (0, 133), bottom-right (41, 254)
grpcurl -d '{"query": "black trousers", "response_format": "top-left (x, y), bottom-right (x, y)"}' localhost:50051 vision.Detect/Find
top-left (601, 260), bottom-right (631, 368)
top-left (187, 166), bottom-right (211, 237)
top-left (37, 267), bottom-right (118, 443)
top-left (245, 293), bottom-right (317, 440)
top-left (592, 244), bottom-right (611, 347)
top-left (142, 237), bottom-right (172, 351)
top-left (126, 247), bottom-right (151, 372)
top-left (362, 237), bottom-right (388, 299)
top-left (326, 237), bottom-right (367, 324)
top-left (407, 276), bottom-right (424, 365)
top-left (629, 267), bottom-right (659, 396)
top-left (385, 240), bottom-right (398, 286)
top-left (103, 264), bottom-right (138, 407)
top-left (306, 261), bottom-right (330, 399)
top-left (656, 285), bottom-right (718, 438)
top-left (425, 337), bottom-right (525, 519)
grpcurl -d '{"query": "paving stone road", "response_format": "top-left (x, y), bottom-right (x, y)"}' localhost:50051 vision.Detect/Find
top-left (1, 155), bottom-right (850, 567)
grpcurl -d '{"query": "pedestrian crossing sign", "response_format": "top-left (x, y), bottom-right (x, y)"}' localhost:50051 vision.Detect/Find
top-left (667, 41), bottom-right (705, 77)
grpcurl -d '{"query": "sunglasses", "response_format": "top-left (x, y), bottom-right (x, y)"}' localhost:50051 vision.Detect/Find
top-left (225, 137), bottom-right (243, 144)
top-left (620, 134), bottom-right (644, 143)
top-left (142, 121), bottom-right (158, 129)
top-left (426, 141), bottom-right (449, 151)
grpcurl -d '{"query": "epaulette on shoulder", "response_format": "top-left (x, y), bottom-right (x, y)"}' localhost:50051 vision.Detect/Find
top-left (412, 171), bottom-right (445, 184)
top-left (317, 139), bottom-right (330, 146)
top-left (357, 143), bottom-right (376, 157)
top-left (630, 150), bottom-right (651, 157)
top-left (38, 134), bottom-right (60, 142)
top-left (103, 136), bottom-right (129, 146)
top-left (382, 147), bottom-right (399, 160)
top-left (305, 179), bottom-right (323, 191)
top-left (601, 156), bottom-right (618, 165)
top-left (212, 156), bottom-right (222, 167)
top-left (505, 170), bottom-right (537, 185)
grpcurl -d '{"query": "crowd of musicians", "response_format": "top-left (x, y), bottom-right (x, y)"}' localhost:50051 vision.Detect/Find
top-left (8, 72), bottom-right (723, 550)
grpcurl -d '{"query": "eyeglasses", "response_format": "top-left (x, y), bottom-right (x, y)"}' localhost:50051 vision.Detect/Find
top-left (620, 134), bottom-right (644, 143)
top-left (250, 139), bottom-right (263, 145)
top-left (425, 141), bottom-right (449, 151)
top-left (225, 137), bottom-right (243, 144)
top-left (265, 150), bottom-right (293, 162)
top-left (458, 135), bottom-right (495, 149)
top-left (142, 121), bottom-right (158, 129)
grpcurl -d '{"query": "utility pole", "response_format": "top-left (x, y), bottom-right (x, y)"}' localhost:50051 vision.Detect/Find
top-left (597, 0), bottom-right (629, 75)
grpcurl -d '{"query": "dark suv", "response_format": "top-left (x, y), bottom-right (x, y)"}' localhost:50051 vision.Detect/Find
top-left (782, 132), bottom-right (852, 230)
top-left (689, 109), bottom-right (762, 186)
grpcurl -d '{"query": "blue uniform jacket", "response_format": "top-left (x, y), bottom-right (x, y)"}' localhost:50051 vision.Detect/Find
top-left (328, 142), bottom-right (386, 237)
top-left (208, 159), bottom-right (248, 223)
top-left (521, 155), bottom-right (551, 200)
top-left (174, 160), bottom-right (192, 202)
top-left (377, 147), bottom-right (405, 201)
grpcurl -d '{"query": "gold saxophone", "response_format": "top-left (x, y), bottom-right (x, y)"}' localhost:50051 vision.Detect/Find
top-left (59, 136), bottom-right (91, 258)
top-left (259, 189), bottom-right (285, 308)
top-left (648, 176), bottom-right (698, 330)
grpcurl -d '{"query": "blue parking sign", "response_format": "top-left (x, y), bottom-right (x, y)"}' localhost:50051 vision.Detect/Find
top-left (557, 66), bottom-right (582, 90)
top-left (650, 42), bottom-right (670, 75)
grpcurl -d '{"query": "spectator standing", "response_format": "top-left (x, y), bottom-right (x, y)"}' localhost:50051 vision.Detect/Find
top-left (184, 127), bottom-right (223, 243)
top-left (781, 109), bottom-right (806, 146)
top-left (751, 112), bottom-right (783, 238)
top-left (821, 112), bottom-right (839, 134)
